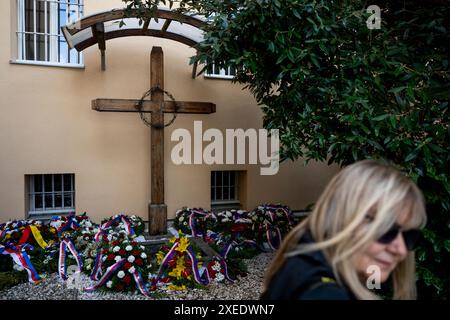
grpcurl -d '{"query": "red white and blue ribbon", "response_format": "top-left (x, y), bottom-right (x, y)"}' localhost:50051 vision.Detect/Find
top-left (0, 244), bottom-right (42, 284)
top-left (94, 214), bottom-right (135, 243)
top-left (186, 246), bottom-right (210, 285)
top-left (56, 213), bottom-right (80, 237)
top-left (154, 240), bottom-right (210, 286)
top-left (266, 226), bottom-right (282, 250)
top-left (263, 204), bottom-right (293, 225)
top-left (58, 238), bottom-right (83, 281)
top-left (90, 249), bottom-right (103, 281)
top-left (154, 241), bottom-right (180, 283)
top-left (188, 209), bottom-right (210, 237)
top-left (132, 270), bottom-right (152, 298)
top-left (84, 258), bottom-right (126, 293)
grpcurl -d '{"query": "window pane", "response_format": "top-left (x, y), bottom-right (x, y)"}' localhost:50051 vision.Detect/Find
top-left (230, 186), bottom-right (236, 200)
top-left (44, 174), bottom-right (52, 192)
top-left (216, 172), bottom-right (222, 185)
top-left (223, 172), bottom-right (229, 186)
top-left (24, 0), bottom-right (34, 33)
top-left (69, 48), bottom-right (78, 64)
top-left (68, 4), bottom-right (79, 24)
top-left (25, 33), bottom-right (34, 60)
top-left (211, 187), bottom-right (215, 201)
top-left (211, 172), bottom-right (215, 187)
top-left (55, 193), bottom-right (62, 208)
top-left (54, 175), bottom-right (62, 191)
top-left (58, 37), bottom-right (68, 63)
top-left (59, 3), bottom-right (67, 30)
top-left (34, 194), bottom-right (43, 209)
top-left (64, 193), bottom-right (72, 208)
top-left (36, 0), bottom-right (47, 33)
top-left (44, 194), bottom-right (53, 209)
top-left (230, 172), bottom-right (235, 186)
top-left (223, 187), bottom-right (229, 200)
top-left (36, 34), bottom-right (45, 61)
top-left (34, 175), bottom-right (42, 192)
top-left (63, 174), bottom-right (72, 191)
top-left (215, 187), bottom-right (222, 201)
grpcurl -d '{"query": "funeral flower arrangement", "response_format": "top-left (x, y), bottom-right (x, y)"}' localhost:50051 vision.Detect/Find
top-left (152, 236), bottom-right (203, 291)
top-left (96, 238), bottom-right (152, 293)
top-left (1, 203), bottom-right (295, 297)
top-left (174, 204), bottom-right (294, 252)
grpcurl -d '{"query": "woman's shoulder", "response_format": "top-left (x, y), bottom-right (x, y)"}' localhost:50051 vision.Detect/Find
top-left (261, 245), bottom-right (354, 300)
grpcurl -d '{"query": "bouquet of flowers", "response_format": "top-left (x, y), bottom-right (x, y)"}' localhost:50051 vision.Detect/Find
top-left (247, 204), bottom-right (293, 250)
top-left (173, 208), bottom-right (212, 236)
top-left (152, 236), bottom-right (206, 291)
top-left (98, 238), bottom-right (152, 293)
top-left (98, 214), bottom-right (142, 243)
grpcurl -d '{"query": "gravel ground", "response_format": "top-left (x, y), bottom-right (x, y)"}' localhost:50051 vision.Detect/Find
top-left (0, 252), bottom-right (274, 300)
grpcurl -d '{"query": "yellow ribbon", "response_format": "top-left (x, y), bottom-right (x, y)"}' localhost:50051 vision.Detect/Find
top-left (30, 225), bottom-right (48, 249)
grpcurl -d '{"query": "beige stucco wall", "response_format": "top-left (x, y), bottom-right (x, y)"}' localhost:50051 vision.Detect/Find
top-left (0, 0), bottom-right (339, 223)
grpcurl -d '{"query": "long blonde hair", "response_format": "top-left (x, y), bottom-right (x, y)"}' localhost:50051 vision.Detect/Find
top-left (264, 160), bottom-right (427, 299)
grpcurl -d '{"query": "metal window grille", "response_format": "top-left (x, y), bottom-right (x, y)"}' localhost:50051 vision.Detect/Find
top-left (28, 173), bottom-right (75, 216)
top-left (211, 171), bottom-right (239, 204)
top-left (204, 63), bottom-right (238, 79)
top-left (17, 0), bottom-right (84, 65)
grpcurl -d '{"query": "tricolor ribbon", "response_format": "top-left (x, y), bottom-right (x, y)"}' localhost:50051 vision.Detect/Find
top-left (84, 258), bottom-right (125, 292)
top-left (188, 209), bottom-right (209, 237)
top-left (58, 238), bottom-right (83, 281)
top-left (154, 240), bottom-right (210, 286)
top-left (94, 214), bottom-right (135, 243)
top-left (56, 213), bottom-right (80, 237)
top-left (154, 241), bottom-right (180, 283)
top-left (186, 246), bottom-right (210, 285)
top-left (132, 270), bottom-right (152, 298)
top-left (0, 244), bottom-right (42, 284)
top-left (266, 225), bottom-right (282, 250)
top-left (263, 204), bottom-right (293, 225)
top-left (219, 239), bottom-right (257, 259)
top-left (90, 248), bottom-right (103, 281)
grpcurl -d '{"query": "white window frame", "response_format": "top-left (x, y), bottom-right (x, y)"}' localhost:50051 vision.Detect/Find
top-left (28, 173), bottom-right (75, 217)
top-left (14, 0), bottom-right (84, 68)
top-left (204, 63), bottom-right (237, 80)
top-left (211, 171), bottom-right (240, 205)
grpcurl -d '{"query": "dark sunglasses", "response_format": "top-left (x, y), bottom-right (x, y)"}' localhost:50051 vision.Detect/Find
top-left (377, 224), bottom-right (422, 251)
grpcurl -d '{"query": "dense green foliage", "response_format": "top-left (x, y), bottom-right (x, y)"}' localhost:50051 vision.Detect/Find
top-left (122, 0), bottom-right (449, 298)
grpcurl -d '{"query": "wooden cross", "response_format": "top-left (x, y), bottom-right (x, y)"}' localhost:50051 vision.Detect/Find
top-left (92, 46), bottom-right (216, 235)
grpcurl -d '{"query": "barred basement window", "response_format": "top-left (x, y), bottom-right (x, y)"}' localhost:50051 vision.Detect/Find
top-left (28, 174), bottom-right (75, 216)
top-left (204, 62), bottom-right (240, 80)
top-left (16, 0), bottom-right (84, 66)
top-left (211, 171), bottom-right (240, 210)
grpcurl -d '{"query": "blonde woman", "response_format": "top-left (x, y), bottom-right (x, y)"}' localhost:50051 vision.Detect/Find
top-left (261, 160), bottom-right (427, 300)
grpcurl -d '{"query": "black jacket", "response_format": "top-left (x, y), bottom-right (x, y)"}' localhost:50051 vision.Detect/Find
top-left (260, 232), bottom-right (356, 300)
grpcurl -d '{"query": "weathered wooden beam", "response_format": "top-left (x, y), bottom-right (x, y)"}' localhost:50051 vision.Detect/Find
top-left (191, 60), bottom-right (198, 79)
top-left (91, 23), bottom-right (106, 71)
top-left (149, 46), bottom-right (166, 235)
top-left (161, 19), bottom-right (172, 32)
top-left (65, 9), bottom-right (205, 35)
top-left (92, 99), bottom-right (216, 114)
top-left (142, 18), bottom-right (151, 31)
top-left (75, 29), bottom-right (198, 51)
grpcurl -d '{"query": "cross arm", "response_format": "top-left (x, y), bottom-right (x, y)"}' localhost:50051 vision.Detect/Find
top-left (92, 99), bottom-right (216, 114)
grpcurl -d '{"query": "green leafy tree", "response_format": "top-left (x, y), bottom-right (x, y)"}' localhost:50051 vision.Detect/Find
top-left (122, 0), bottom-right (449, 299)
